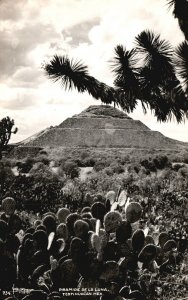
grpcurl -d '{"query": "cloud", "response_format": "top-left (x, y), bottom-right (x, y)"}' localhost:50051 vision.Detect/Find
top-left (0, 22), bottom-right (61, 80)
top-left (0, 87), bottom-right (39, 110)
top-left (63, 18), bottom-right (100, 47)
top-left (0, 0), bottom-right (25, 21)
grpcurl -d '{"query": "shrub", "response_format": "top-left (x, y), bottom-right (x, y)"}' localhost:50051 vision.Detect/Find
top-left (63, 160), bottom-right (79, 179)
top-left (183, 153), bottom-right (188, 164)
top-left (153, 155), bottom-right (170, 169)
top-left (178, 166), bottom-right (188, 177)
top-left (39, 150), bottom-right (48, 156)
top-left (110, 162), bottom-right (125, 174)
top-left (172, 163), bottom-right (184, 172)
top-left (16, 157), bottom-right (34, 173)
top-left (35, 155), bottom-right (49, 165)
top-left (104, 167), bottom-right (114, 176)
top-left (140, 159), bottom-right (156, 172)
top-left (133, 164), bottom-right (140, 174)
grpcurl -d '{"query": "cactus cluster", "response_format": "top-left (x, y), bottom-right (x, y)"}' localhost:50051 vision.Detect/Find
top-left (0, 188), bottom-right (185, 300)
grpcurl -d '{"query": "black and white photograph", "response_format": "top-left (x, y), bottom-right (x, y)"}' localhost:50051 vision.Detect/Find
top-left (0, 0), bottom-right (188, 299)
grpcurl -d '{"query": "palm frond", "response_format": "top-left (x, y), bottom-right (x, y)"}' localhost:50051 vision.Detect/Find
top-left (167, 0), bottom-right (188, 19)
top-left (135, 30), bottom-right (173, 75)
top-left (112, 45), bottom-right (138, 73)
top-left (44, 55), bottom-right (89, 92)
top-left (135, 31), bottom-right (172, 55)
top-left (111, 45), bottom-right (140, 109)
top-left (174, 41), bottom-right (188, 91)
top-left (44, 55), bottom-right (120, 106)
top-left (135, 30), bottom-right (176, 102)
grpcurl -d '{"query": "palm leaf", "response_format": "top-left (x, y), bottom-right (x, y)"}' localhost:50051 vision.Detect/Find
top-left (135, 31), bottom-right (175, 97)
top-left (44, 55), bottom-right (89, 92)
top-left (111, 45), bottom-right (140, 111)
top-left (44, 55), bottom-right (116, 104)
top-left (174, 41), bottom-right (188, 91)
top-left (135, 30), bottom-right (173, 76)
top-left (167, 0), bottom-right (188, 19)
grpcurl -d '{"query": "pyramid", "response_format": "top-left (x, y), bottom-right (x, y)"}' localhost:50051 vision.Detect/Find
top-left (20, 105), bottom-right (188, 150)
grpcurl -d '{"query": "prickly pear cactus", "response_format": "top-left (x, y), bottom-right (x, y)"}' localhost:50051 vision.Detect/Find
top-left (104, 211), bottom-right (123, 233)
top-left (118, 190), bottom-right (127, 207)
top-left (99, 228), bottom-right (108, 249)
top-left (91, 229), bottom-right (108, 253)
top-left (57, 208), bottom-right (70, 223)
top-left (131, 229), bottom-right (145, 252)
top-left (56, 223), bottom-right (69, 241)
top-left (56, 238), bottom-right (66, 254)
top-left (42, 215), bottom-right (56, 234)
top-left (91, 233), bottom-right (101, 253)
top-left (91, 202), bottom-right (106, 221)
top-left (66, 213), bottom-right (81, 236)
top-left (125, 202), bottom-right (142, 223)
top-left (106, 190), bottom-right (116, 205)
top-left (100, 260), bottom-right (119, 281)
top-left (74, 219), bottom-right (89, 239)
top-left (129, 290), bottom-right (145, 300)
top-left (60, 258), bottom-right (79, 285)
top-left (138, 244), bottom-right (157, 263)
top-left (2, 197), bottom-right (16, 216)
top-left (144, 235), bottom-right (155, 245)
top-left (69, 237), bottom-right (85, 262)
top-left (163, 239), bottom-right (177, 252)
top-left (116, 220), bottom-right (132, 243)
top-left (158, 232), bottom-right (169, 248)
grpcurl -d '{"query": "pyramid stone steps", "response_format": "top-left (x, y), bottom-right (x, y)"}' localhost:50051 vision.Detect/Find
top-left (15, 105), bottom-right (188, 153)
top-left (59, 117), bottom-right (150, 131)
top-left (25, 128), bottom-right (181, 149)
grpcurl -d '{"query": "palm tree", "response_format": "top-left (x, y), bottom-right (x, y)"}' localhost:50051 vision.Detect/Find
top-left (174, 41), bottom-right (188, 93)
top-left (44, 30), bottom-right (188, 123)
top-left (44, 55), bottom-right (116, 106)
top-left (167, 1), bottom-right (188, 94)
top-left (167, 0), bottom-right (188, 40)
top-left (112, 30), bottom-right (188, 122)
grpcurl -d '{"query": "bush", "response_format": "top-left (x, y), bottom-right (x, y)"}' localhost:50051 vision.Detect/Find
top-left (0, 162), bottom-right (14, 186)
top-left (172, 163), bottom-right (184, 172)
top-left (153, 155), bottom-right (170, 169)
top-left (104, 167), bottom-right (114, 176)
top-left (62, 160), bottom-right (79, 179)
top-left (16, 157), bottom-right (34, 173)
top-left (35, 155), bottom-right (49, 165)
top-left (83, 157), bottom-right (95, 167)
top-left (76, 157), bottom-right (95, 167)
top-left (178, 166), bottom-right (188, 177)
top-left (110, 162), bottom-right (125, 174)
top-left (140, 159), bottom-right (157, 172)
top-left (133, 164), bottom-right (140, 174)
top-left (183, 153), bottom-right (188, 164)
top-left (93, 160), bottom-right (107, 172)
top-left (39, 150), bottom-right (48, 156)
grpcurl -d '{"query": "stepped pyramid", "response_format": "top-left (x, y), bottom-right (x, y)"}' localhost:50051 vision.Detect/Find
top-left (20, 105), bottom-right (188, 150)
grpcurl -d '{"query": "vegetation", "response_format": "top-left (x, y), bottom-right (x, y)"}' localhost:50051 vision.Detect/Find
top-left (0, 117), bottom-right (18, 159)
top-left (0, 151), bottom-right (188, 299)
top-left (168, 0), bottom-right (188, 40)
top-left (44, 3), bottom-right (188, 123)
top-left (1, 151), bottom-right (188, 211)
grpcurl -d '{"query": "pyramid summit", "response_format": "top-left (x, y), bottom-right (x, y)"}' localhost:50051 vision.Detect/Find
top-left (19, 105), bottom-right (188, 151)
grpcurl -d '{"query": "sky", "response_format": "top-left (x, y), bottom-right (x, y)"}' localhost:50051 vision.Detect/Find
top-left (0, 0), bottom-right (187, 143)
